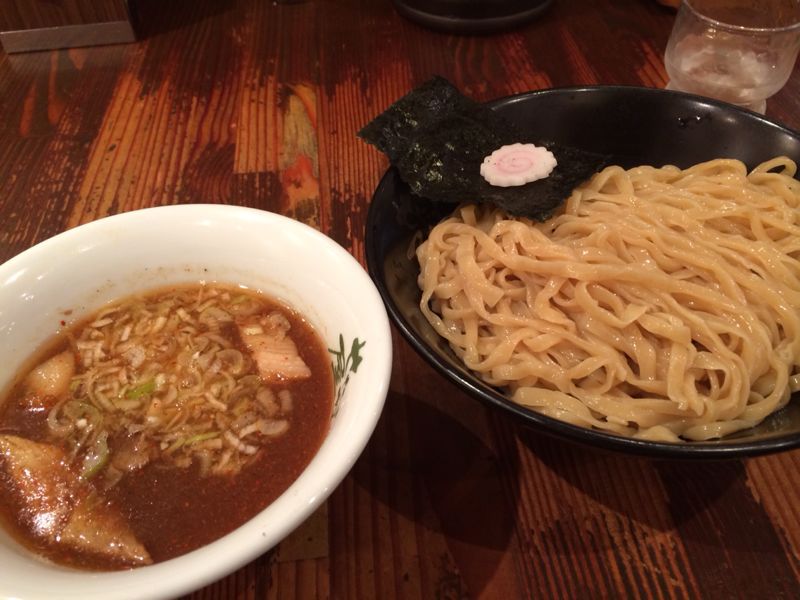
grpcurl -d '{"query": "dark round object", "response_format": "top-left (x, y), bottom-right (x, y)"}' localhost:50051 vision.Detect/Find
top-left (365, 85), bottom-right (800, 459)
top-left (391, 0), bottom-right (554, 34)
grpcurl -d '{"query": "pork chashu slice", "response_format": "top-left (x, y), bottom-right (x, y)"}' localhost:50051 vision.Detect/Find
top-left (0, 434), bottom-right (152, 566)
top-left (236, 312), bottom-right (312, 383)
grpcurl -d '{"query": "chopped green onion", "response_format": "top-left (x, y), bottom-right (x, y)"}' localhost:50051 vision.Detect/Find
top-left (165, 437), bottom-right (186, 454)
top-left (64, 400), bottom-right (101, 423)
top-left (185, 432), bottom-right (220, 445)
top-left (126, 379), bottom-right (156, 399)
top-left (80, 432), bottom-right (109, 479)
top-left (166, 432), bottom-right (219, 454)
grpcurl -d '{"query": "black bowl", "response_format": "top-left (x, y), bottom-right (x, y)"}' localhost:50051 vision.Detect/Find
top-left (365, 85), bottom-right (800, 459)
top-left (391, 0), bottom-right (554, 34)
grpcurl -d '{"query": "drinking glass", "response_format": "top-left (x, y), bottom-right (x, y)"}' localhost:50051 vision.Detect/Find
top-left (664, 0), bottom-right (800, 113)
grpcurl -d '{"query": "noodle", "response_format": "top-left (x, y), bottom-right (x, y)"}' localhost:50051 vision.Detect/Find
top-left (416, 157), bottom-right (800, 442)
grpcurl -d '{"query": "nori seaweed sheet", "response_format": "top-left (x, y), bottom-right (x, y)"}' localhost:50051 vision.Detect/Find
top-left (358, 76), bottom-right (608, 221)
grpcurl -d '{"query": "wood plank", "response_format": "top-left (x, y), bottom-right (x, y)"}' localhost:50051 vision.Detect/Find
top-left (66, 2), bottom-right (248, 224)
top-left (745, 453), bottom-right (800, 581)
top-left (657, 460), bottom-right (798, 597)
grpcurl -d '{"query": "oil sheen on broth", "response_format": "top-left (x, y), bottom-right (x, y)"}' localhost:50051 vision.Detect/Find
top-left (0, 284), bottom-right (333, 570)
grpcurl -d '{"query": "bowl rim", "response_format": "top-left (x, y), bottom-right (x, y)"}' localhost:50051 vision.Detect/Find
top-left (0, 204), bottom-right (393, 598)
top-left (365, 84), bottom-right (800, 460)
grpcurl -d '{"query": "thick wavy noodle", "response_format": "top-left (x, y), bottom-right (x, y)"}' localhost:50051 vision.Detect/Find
top-left (416, 158), bottom-right (800, 441)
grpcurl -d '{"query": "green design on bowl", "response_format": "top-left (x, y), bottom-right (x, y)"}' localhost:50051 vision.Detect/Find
top-left (329, 334), bottom-right (366, 416)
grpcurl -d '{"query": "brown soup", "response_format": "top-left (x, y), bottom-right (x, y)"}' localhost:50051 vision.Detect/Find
top-left (0, 284), bottom-right (333, 570)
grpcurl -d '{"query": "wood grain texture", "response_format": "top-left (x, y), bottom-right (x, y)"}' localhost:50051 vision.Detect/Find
top-left (1, 0), bottom-right (800, 598)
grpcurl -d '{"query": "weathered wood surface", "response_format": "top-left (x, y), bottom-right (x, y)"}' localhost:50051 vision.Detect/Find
top-left (1, 0), bottom-right (799, 598)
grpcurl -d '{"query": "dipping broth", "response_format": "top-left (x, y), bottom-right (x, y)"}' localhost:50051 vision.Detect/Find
top-left (0, 284), bottom-right (333, 570)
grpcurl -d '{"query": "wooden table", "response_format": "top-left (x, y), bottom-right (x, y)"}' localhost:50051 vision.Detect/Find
top-left (2, 0), bottom-right (799, 598)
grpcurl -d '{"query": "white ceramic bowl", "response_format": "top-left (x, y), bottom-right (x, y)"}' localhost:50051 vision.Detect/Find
top-left (0, 205), bottom-right (393, 599)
